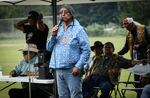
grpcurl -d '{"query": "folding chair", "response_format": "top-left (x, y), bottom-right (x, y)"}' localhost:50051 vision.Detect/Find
top-left (93, 83), bottom-right (122, 98)
top-left (119, 72), bottom-right (142, 98)
top-left (93, 72), bottom-right (122, 98)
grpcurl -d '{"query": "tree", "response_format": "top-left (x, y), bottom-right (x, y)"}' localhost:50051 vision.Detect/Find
top-left (118, 1), bottom-right (150, 25)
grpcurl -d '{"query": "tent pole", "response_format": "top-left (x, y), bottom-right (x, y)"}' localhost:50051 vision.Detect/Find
top-left (51, 1), bottom-right (58, 97)
top-left (52, 0), bottom-right (57, 26)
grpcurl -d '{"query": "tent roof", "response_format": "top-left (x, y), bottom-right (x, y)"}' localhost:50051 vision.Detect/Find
top-left (0, 0), bottom-right (143, 5)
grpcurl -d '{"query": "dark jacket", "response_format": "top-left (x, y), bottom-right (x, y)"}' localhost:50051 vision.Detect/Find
top-left (118, 24), bottom-right (150, 60)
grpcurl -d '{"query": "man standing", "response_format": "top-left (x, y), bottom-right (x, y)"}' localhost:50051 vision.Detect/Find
top-left (118, 17), bottom-right (150, 60)
top-left (118, 17), bottom-right (150, 98)
top-left (46, 4), bottom-right (91, 98)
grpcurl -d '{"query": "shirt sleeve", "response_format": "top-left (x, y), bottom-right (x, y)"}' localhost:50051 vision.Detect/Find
top-left (117, 55), bottom-right (133, 69)
top-left (118, 35), bottom-right (129, 55)
top-left (75, 28), bottom-right (91, 70)
top-left (46, 35), bottom-right (57, 52)
top-left (14, 60), bottom-right (23, 75)
top-left (23, 25), bottom-right (31, 33)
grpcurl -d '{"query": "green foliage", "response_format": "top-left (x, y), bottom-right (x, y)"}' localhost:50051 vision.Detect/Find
top-left (86, 23), bottom-right (104, 36)
top-left (0, 5), bottom-right (51, 19)
top-left (118, 1), bottom-right (150, 25)
top-left (86, 23), bottom-right (127, 37)
top-left (0, 1), bottom-right (150, 26)
top-left (0, 1), bottom-right (150, 34)
top-left (74, 2), bottom-right (119, 26)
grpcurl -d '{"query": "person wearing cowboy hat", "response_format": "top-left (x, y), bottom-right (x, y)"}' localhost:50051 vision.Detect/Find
top-left (8, 44), bottom-right (52, 98)
top-left (83, 42), bottom-right (142, 98)
top-left (10, 43), bottom-right (39, 77)
top-left (82, 41), bottom-right (104, 97)
top-left (118, 17), bottom-right (150, 98)
top-left (84, 41), bottom-right (104, 77)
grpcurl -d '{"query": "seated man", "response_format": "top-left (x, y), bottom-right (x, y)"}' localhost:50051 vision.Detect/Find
top-left (140, 45), bottom-right (150, 98)
top-left (84, 41), bottom-right (104, 79)
top-left (83, 42), bottom-right (141, 98)
top-left (8, 44), bottom-right (53, 98)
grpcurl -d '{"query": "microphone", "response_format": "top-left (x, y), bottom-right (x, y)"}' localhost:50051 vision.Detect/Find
top-left (52, 19), bottom-right (62, 36)
top-left (57, 19), bottom-right (63, 27)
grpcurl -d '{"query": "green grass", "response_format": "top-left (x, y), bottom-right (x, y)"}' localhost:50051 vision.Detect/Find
top-left (0, 37), bottom-right (137, 98)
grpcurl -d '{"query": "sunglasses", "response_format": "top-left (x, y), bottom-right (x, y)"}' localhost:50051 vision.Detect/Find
top-left (23, 51), bottom-right (28, 55)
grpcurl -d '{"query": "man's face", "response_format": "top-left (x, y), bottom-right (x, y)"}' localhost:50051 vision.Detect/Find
top-left (93, 47), bottom-right (103, 56)
top-left (124, 23), bottom-right (135, 31)
top-left (23, 51), bottom-right (36, 62)
top-left (103, 45), bottom-right (114, 55)
top-left (59, 8), bottom-right (72, 22)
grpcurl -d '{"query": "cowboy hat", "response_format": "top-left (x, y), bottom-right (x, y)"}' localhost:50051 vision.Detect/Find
top-left (19, 43), bottom-right (39, 53)
top-left (91, 41), bottom-right (103, 51)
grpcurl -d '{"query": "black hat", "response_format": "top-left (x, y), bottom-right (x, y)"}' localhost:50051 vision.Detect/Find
top-left (104, 42), bottom-right (115, 52)
top-left (91, 41), bottom-right (103, 51)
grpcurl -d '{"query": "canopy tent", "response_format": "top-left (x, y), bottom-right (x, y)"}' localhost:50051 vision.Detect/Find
top-left (0, 0), bottom-right (143, 25)
top-left (0, 0), bottom-right (145, 98)
top-left (0, 0), bottom-right (143, 5)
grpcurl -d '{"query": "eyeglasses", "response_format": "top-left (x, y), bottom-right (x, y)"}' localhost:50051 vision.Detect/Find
top-left (59, 10), bottom-right (70, 15)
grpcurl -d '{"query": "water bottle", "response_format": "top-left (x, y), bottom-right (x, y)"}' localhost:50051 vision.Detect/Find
top-left (133, 49), bottom-right (137, 60)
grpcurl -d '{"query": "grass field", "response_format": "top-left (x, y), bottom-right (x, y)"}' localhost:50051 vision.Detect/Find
top-left (0, 36), bottom-right (137, 98)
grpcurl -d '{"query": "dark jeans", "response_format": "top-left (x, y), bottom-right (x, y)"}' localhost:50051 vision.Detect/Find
top-left (8, 84), bottom-right (53, 98)
top-left (9, 88), bottom-right (50, 98)
top-left (133, 50), bottom-right (146, 98)
top-left (134, 74), bottom-right (142, 98)
top-left (83, 75), bottom-right (114, 98)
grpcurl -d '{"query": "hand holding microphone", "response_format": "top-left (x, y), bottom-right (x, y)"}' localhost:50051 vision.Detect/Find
top-left (51, 25), bottom-right (59, 36)
top-left (51, 19), bottom-right (62, 36)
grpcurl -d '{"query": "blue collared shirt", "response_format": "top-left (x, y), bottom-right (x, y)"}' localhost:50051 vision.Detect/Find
top-left (47, 19), bottom-right (91, 70)
top-left (14, 55), bottom-right (39, 75)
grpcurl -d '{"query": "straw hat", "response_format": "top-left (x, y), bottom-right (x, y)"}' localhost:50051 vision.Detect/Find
top-left (19, 43), bottom-right (39, 53)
